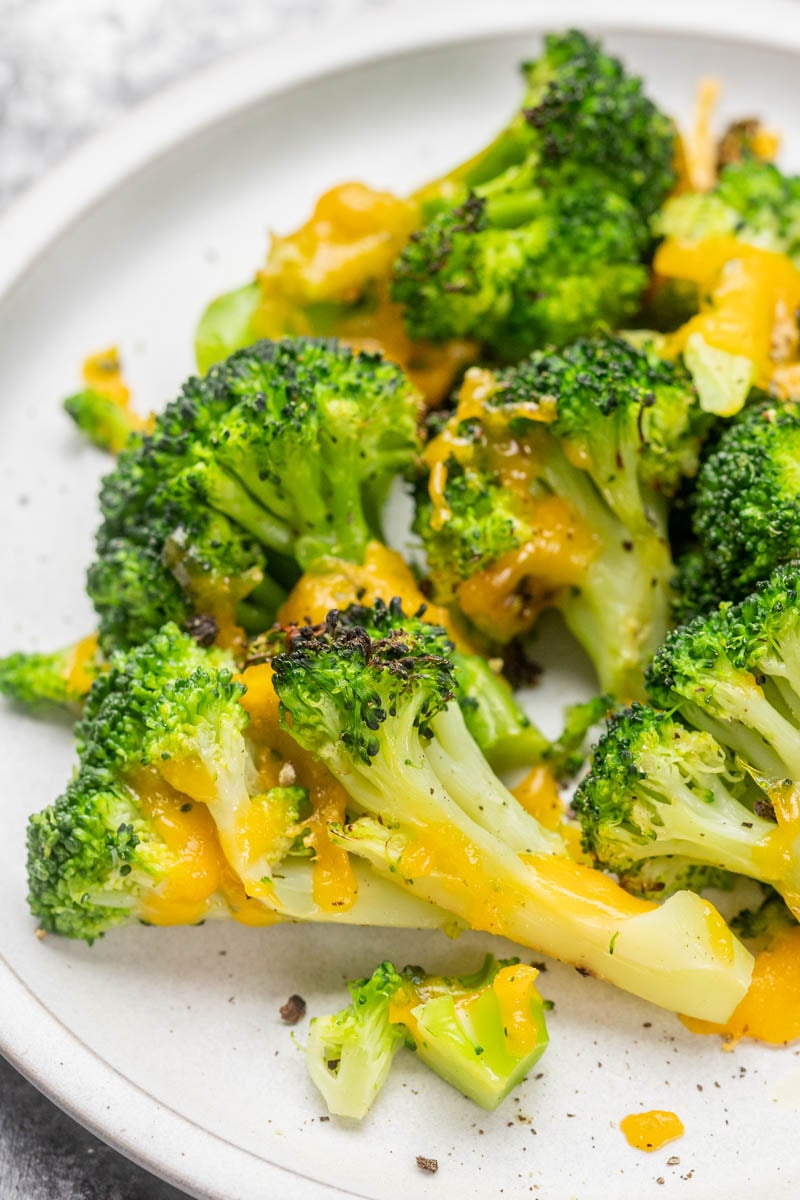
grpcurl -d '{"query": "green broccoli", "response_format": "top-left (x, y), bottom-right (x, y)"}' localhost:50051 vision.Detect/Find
top-left (391, 31), bottom-right (674, 358)
top-left (392, 183), bottom-right (649, 361)
top-left (64, 388), bottom-right (145, 455)
top-left (573, 703), bottom-right (795, 905)
top-left (87, 338), bottom-right (422, 653)
top-left (647, 562), bottom-right (800, 779)
top-left (271, 599), bottom-right (753, 1021)
top-left (674, 401), bottom-right (800, 619)
top-left (416, 337), bottom-right (706, 699)
top-left (452, 650), bottom-right (548, 771)
top-left (655, 160), bottom-right (800, 263)
top-left (0, 635), bottom-right (100, 713)
top-left (307, 956), bottom-right (549, 1118)
top-left (27, 624), bottom-right (452, 939)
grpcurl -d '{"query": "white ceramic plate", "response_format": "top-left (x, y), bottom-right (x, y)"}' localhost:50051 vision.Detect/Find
top-left (4, 3), bottom-right (800, 1197)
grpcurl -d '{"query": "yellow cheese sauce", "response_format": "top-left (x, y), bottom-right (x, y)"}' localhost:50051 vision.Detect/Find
top-left (63, 633), bottom-right (99, 697)
top-left (81, 347), bottom-right (152, 449)
top-left (656, 237), bottom-right (800, 395)
top-left (253, 181), bottom-right (475, 405)
top-left (277, 541), bottom-right (474, 650)
top-left (620, 1110), bottom-right (685, 1152)
top-left (680, 927), bottom-right (800, 1047)
top-left (239, 662), bottom-right (357, 912)
top-left (491, 963), bottom-right (541, 1056)
top-left (512, 765), bottom-right (563, 832)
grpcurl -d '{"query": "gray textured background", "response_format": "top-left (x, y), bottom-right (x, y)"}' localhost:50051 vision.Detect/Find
top-left (0, 3), bottom-right (384, 1196)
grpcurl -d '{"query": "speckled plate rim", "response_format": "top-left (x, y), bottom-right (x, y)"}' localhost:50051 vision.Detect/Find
top-left (4, 2), bottom-right (800, 1197)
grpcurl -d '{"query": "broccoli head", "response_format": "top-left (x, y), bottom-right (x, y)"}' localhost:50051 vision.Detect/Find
top-left (87, 338), bottom-right (423, 654)
top-left (416, 338), bottom-right (705, 698)
top-left (392, 183), bottom-right (649, 361)
top-left (391, 31), bottom-right (674, 357)
top-left (27, 624), bottom-right (451, 939)
top-left (272, 599), bottom-right (752, 1021)
top-left (648, 562), bottom-right (800, 780)
top-left (678, 401), bottom-right (800, 615)
top-left (575, 702), bottom-right (800, 916)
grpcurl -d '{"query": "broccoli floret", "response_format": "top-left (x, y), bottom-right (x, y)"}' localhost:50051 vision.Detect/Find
top-left (655, 161), bottom-right (800, 262)
top-left (573, 704), bottom-right (792, 899)
top-left (671, 548), bottom-right (726, 626)
top-left (87, 339), bottom-right (422, 654)
top-left (392, 183), bottom-right (649, 361)
top-left (391, 31), bottom-right (674, 358)
top-left (271, 599), bottom-right (752, 1020)
top-left (27, 624), bottom-right (453, 939)
top-left (307, 955), bottom-right (549, 1118)
top-left (647, 562), bottom-right (800, 780)
top-left (64, 388), bottom-right (144, 455)
top-left (416, 338), bottom-right (705, 698)
top-left (679, 401), bottom-right (800, 613)
top-left (0, 635), bottom-right (100, 713)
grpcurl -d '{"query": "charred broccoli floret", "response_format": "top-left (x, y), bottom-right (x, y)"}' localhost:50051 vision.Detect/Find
top-left (391, 31), bottom-right (674, 358)
top-left (271, 599), bottom-right (752, 1021)
top-left (87, 339), bottom-right (422, 653)
top-left (27, 624), bottom-right (450, 939)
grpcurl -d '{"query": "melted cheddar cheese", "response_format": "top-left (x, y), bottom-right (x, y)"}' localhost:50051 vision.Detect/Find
top-left (277, 541), bottom-right (474, 650)
top-left (253, 181), bottom-right (475, 404)
top-left (656, 237), bottom-right (800, 395)
top-left (239, 663), bottom-right (357, 912)
top-left (681, 927), bottom-right (800, 1047)
top-left (620, 1110), bottom-right (684, 1152)
top-left (63, 633), bottom-right (99, 697)
top-left (512, 766), bottom-right (562, 832)
top-left (491, 964), bottom-right (541, 1056)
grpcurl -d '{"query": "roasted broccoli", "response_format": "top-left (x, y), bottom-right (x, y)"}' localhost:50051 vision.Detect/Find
top-left (655, 160), bottom-right (800, 262)
top-left (64, 388), bottom-right (145, 455)
top-left (27, 624), bottom-right (452, 939)
top-left (307, 956), bottom-right (549, 1118)
top-left (391, 31), bottom-right (674, 358)
top-left (416, 337), bottom-right (706, 698)
top-left (87, 338), bottom-right (422, 654)
top-left (271, 599), bottom-right (752, 1020)
top-left (0, 635), bottom-right (100, 713)
top-left (575, 563), bottom-right (800, 907)
top-left (674, 400), bottom-right (800, 620)
top-left (573, 704), bottom-right (791, 903)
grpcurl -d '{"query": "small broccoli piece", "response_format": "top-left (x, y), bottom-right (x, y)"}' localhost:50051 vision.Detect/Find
top-left (573, 704), bottom-right (797, 905)
top-left (306, 962), bottom-right (407, 1119)
top-left (0, 635), bottom-right (99, 713)
top-left (272, 599), bottom-right (752, 1020)
top-left (64, 388), bottom-right (144, 455)
top-left (307, 955), bottom-right (549, 1118)
top-left (670, 548), bottom-right (726, 627)
top-left (88, 338), bottom-right (422, 654)
top-left (416, 338), bottom-right (705, 698)
top-left (27, 624), bottom-right (453, 939)
top-left (647, 562), bottom-right (800, 780)
top-left (655, 161), bottom-right (800, 262)
top-left (679, 401), bottom-right (800, 613)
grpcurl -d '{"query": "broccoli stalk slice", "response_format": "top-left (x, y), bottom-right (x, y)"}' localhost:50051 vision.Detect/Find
top-left (272, 606), bottom-right (752, 1020)
top-left (574, 705), bottom-right (800, 912)
top-left (307, 956), bottom-right (549, 1119)
top-left (453, 652), bottom-right (549, 771)
top-left (331, 814), bottom-right (751, 1022)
